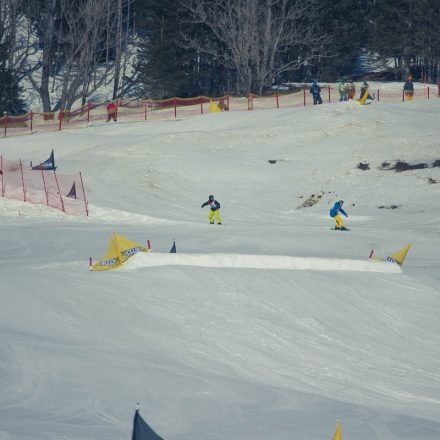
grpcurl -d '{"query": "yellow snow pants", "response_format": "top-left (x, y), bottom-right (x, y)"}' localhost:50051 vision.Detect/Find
top-left (334, 215), bottom-right (344, 229)
top-left (208, 210), bottom-right (221, 224)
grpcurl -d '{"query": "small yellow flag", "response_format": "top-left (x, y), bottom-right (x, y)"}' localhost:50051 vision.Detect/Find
top-left (332, 420), bottom-right (342, 440)
top-left (359, 87), bottom-right (369, 105)
top-left (210, 99), bottom-right (221, 113)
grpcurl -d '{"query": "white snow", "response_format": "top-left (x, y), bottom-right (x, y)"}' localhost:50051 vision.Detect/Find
top-left (1, 94), bottom-right (440, 440)
top-left (124, 252), bottom-right (401, 273)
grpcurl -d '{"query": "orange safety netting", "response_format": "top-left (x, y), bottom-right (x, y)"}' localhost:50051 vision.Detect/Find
top-left (0, 156), bottom-right (88, 216)
top-left (0, 86), bottom-right (437, 138)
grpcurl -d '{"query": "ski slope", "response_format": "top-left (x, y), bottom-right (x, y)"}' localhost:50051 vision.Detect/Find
top-left (0, 95), bottom-right (440, 440)
top-left (124, 252), bottom-right (401, 273)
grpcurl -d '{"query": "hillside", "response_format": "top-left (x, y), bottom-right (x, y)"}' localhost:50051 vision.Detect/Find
top-left (0, 97), bottom-right (439, 440)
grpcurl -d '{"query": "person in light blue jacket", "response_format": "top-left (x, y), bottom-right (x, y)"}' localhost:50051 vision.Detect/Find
top-left (330, 200), bottom-right (348, 230)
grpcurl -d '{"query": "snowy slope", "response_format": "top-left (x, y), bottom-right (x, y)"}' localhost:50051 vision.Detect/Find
top-left (0, 96), bottom-right (440, 440)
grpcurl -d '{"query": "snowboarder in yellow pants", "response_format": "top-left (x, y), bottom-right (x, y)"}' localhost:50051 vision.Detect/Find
top-left (201, 195), bottom-right (222, 225)
top-left (334, 214), bottom-right (344, 229)
top-left (208, 209), bottom-right (221, 224)
top-left (330, 200), bottom-right (348, 230)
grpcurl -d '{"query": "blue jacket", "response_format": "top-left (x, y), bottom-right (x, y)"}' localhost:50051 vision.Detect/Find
top-left (330, 202), bottom-right (347, 218)
top-left (403, 80), bottom-right (414, 91)
top-left (310, 84), bottom-right (321, 95)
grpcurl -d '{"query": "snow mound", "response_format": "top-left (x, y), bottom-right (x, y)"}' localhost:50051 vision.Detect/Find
top-left (123, 252), bottom-right (401, 273)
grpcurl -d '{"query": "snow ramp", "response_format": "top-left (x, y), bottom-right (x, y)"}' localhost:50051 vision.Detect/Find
top-left (123, 253), bottom-right (401, 273)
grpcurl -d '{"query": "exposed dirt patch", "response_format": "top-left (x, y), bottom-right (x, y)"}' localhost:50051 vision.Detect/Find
top-left (380, 160), bottom-right (440, 172)
top-left (297, 191), bottom-right (325, 208)
top-left (394, 161), bottom-right (428, 171)
top-left (357, 162), bottom-right (370, 170)
top-left (378, 205), bottom-right (400, 209)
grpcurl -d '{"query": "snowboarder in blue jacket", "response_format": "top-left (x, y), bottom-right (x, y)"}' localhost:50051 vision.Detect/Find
top-left (330, 200), bottom-right (348, 230)
top-left (310, 80), bottom-right (322, 105)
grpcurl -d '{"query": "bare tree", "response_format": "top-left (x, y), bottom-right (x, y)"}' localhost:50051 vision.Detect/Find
top-left (24, 0), bottom-right (132, 112)
top-left (180, 0), bottom-right (331, 94)
top-left (0, 0), bottom-right (35, 76)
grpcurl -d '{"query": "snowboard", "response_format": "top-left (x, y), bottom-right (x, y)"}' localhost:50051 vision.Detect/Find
top-left (331, 227), bottom-right (350, 231)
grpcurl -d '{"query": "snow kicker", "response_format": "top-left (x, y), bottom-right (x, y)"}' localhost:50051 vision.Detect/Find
top-left (122, 253), bottom-right (401, 273)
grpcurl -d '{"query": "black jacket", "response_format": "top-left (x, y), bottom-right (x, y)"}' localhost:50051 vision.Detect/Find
top-left (201, 199), bottom-right (221, 211)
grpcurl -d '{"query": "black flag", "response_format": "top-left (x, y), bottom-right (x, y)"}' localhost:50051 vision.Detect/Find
top-left (169, 241), bottom-right (176, 253)
top-left (66, 182), bottom-right (77, 199)
top-left (31, 149), bottom-right (56, 170)
top-left (132, 410), bottom-right (164, 440)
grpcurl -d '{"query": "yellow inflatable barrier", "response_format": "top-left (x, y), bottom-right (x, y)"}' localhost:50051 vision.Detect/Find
top-left (91, 232), bottom-right (148, 271)
top-left (370, 244), bottom-right (411, 267)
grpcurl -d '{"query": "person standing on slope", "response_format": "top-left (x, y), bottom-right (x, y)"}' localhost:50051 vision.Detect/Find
top-left (330, 200), bottom-right (348, 230)
top-left (348, 79), bottom-right (356, 100)
top-left (403, 75), bottom-right (414, 101)
top-left (201, 195), bottom-right (222, 225)
top-left (338, 79), bottom-right (348, 101)
top-left (106, 101), bottom-right (117, 123)
top-left (309, 79), bottom-right (322, 105)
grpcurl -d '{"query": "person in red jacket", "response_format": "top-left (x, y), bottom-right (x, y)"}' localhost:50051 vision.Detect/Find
top-left (106, 101), bottom-right (117, 123)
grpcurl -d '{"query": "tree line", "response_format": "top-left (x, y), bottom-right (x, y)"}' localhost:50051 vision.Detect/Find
top-left (1, 0), bottom-right (440, 114)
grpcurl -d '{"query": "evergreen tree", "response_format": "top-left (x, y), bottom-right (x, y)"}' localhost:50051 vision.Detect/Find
top-left (134, 0), bottom-right (196, 98)
top-left (316, 0), bottom-right (371, 80)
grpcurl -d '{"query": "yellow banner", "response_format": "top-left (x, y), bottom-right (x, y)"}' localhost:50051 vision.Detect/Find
top-left (91, 235), bottom-right (122, 271)
top-left (332, 420), bottom-right (341, 440)
top-left (388, 244), bottom-right (411, 266)
top-left (210, 100), bottom-right (221, 113)
top-left (92, 233), bottom-right (147, 271)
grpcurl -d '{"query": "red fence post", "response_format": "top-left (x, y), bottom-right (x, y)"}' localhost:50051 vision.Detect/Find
top-left (58, 112), bottom-right (62, 131)
top-left (377, 89), bottom-right (380, 102)
top-left (438, 81), bottom-right (440, 97)
top-left (79, 172), bottom-right (88, 216)
top-left (200, 96), bottom-right (204, 114)
top-left (428, 86), bottom-right (430, 99)
top-left (30, 111), bottom-right (33, 132)
top-left (54, 170), bottom-right (65, 213)
top-left (87, 102), bottom-right (90, 124)
top-left (402, 90), bottom-right (405, 102)
top-left (3, 112), bottom-right (7, 137)
top-left (276, 94), bottom-right (279, 109)
top-left (1, 155), bottom-right (4, 196)
top-left (303, 89), bottom-right (306, 106)
top-left (174, 97), bottom-right (177, 118)
top-left (328, 86), bottom-right (331, 103)
top-left (41, 169), bottom-right (49, 206)
top-left (19, 159), bottom-right (26, 201)
top-left (227, 95), bottom-right (230, 110)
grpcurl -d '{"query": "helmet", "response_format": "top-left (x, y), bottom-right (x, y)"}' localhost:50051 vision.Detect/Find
top-left (312, 79), bottom-right (317, 84)
top-left (408, 75), bottom-right (413, 80)
top-left (209, 195), bottom-right (214, 200)
top-left (338, 200), bottom-right (344, 205)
